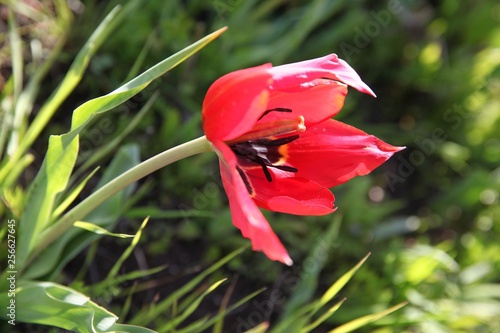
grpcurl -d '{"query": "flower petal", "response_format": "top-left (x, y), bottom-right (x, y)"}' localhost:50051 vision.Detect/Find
top-left (202, 65), bottom-right (272, 141)
top-left (269, 54), bottom-right (376, 97)
top-left (287, 119), bottom-right (404, 188)
top-left (244, 170), bottom-right (336, 215)
top-left (262, 79), bottom-right (347, 127)
top-left (214, 141), bottom-right (293, 265)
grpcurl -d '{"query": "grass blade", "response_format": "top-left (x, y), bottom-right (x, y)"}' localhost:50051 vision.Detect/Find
top-left (318, 253), bottom-right (371, 308)
top-left (328, 302), bottom-right (407, 333)
top-left (300, 299), bottom-right (346, 333)
top-left (130, 245), bottom-right (247, 326)
top-left (159, 279), bottom-right (227, 331)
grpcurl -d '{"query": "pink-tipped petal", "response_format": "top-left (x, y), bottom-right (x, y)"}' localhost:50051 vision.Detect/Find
top-left (269, 54), bottom-right (376, 97)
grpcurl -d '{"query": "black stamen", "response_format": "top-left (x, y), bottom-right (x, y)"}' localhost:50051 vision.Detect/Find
top-left (258, 107), bottom-right (292, 120)
top-left (237, 167), bottom-right (254, 195)
top-left (272, 165), bottom-right (298, 173)
top-left (255, 158), bottom-right (273, 182)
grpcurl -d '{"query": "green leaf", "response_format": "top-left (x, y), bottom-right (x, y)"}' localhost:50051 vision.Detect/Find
top-left (103, 217), bottom-right (150, 284)
top-left (69, 26), bottom-right (227, 132)
top-left (300, 299), bottom-right (346, 333)
top-left (272, 252), bottom-right (368, 333)
top-left (318, 253), bottom-right (371, 307)
top-left (242, 322), bottom-right (270, 333)
top-left (328, 302), bottom-right (407, 333)
top-left (51, 167), bottom-right (100, 221)
top-left (0, 3), bottom-right (123, 186)
top-left (73, 221), bottom-right (135, 238)
top-left (76, 91), bottom-right (159, 174)
top-left (21, 144), bottom-right (140, 280)
top-left (280, 217), bottom-right (341, 318)
top-left (17, 132), bottom-right (79, 270)
top-left (0, 281), bottom-right (157, 333)
top-left (176, 287), bottom-right (266, 333)
top-left (130, 245), bottom-right (247, 326)
top-left (159, 279), bottom-right (227, 331)
top-left (13, 4), bottom-right (126, 274)
top-left (21, 26), bottom-right (226, 273)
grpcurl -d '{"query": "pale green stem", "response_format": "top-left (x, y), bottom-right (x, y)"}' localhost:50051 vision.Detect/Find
top-left (25, 135), bottom-right (212, 268)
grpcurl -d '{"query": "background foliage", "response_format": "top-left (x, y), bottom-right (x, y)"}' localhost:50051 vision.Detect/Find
top-left (1, 0), bottom-right (499, 332)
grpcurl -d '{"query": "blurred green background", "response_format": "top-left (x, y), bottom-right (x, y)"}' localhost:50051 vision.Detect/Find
top-left (3, 0), bottom-right (500, 332)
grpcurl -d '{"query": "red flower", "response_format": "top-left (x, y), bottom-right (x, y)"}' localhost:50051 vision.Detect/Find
top-left (202, 54), bottom-right (403, 265)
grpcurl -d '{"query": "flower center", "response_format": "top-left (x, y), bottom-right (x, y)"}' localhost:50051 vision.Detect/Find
top-left (228, 108), bottom-right (304, 183)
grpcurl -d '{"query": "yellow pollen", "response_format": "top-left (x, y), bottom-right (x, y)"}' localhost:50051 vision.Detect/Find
top-left (228, 116), bottom-right (306, 144)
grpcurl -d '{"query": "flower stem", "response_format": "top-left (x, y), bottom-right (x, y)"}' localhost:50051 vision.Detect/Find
top-left (25, 135), bottom-right (213, 269)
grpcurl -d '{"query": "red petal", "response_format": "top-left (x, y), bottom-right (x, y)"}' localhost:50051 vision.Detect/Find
top-left (287, 120), bottom-right (404, 187)
top-left (269, 54), bottom-right (376, 97)
top-left (263, 79), bottom-right (347, 128)
top-left (214, 141), bottom-right (293, 265)
top-left (244, 170), bottom-right (336, 215)
top-left (202, 65), bottom-right (272, 141)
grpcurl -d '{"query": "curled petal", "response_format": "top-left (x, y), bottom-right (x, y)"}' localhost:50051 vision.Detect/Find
top-left (214, 141), bottom-right (293, 265)
top-left (287, 119), bottom-right (404, 188)
top-left (245, 170), bottom-right (336, 215)
top-left (202, 65), bottom-right (272, 141)
top-left (269, 54), bottom-right (376, 97)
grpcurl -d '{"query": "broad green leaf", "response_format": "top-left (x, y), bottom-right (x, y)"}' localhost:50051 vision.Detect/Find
top-left (51, 167), bottom-right (100, 221)
top-left (328, 302), bottom-right (407, 333)
top-left (17, 132), bottom-right (79, 271)
top-left (0, 281), bottom-right (156, 333)
top-left (22, 144), bottom-right (140, 280)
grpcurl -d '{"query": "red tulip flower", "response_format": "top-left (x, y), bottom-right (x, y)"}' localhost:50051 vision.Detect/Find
top-left (202, 54), bottom-right (403, 265)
